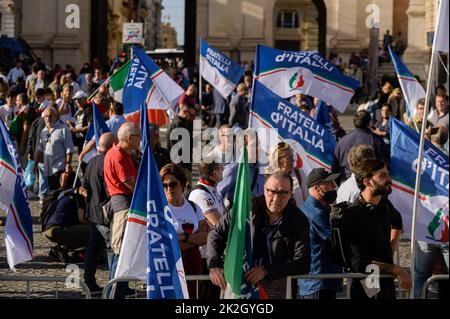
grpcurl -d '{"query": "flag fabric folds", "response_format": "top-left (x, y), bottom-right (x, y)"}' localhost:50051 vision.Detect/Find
top-left (139, 101), bottom-right (150, 151)
top-left (223, 146), bottom-right (260, 299)
top-left (121, 47), bottom-right (184, 124)
top-left (200, 38), bottom-right (245, 99)
top-left (115, 141), bottom-right (188, 299)
top-left (390, 118), bottom-right (449, 245)
top-left (0, 120), bottom-right (17, 212)
top-left (0, 119), bottom-right (33, 270)
top-left (254, 44), bottom-right (360, 113)
top-left (388, 46), bottom-right (426, 121)
top-left (434, 0), bottom-right (449, 54)
top-left (250, 80), bottom-right (336, 174)
top-left (314, 101), bottom-right (335, 141)
top-left (108, 60), bottom-right (132, 103)
top-left (84, 102), bottom-right (111, 148)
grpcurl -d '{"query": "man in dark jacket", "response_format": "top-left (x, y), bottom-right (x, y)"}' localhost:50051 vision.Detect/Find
top-left (229, 83), bottom-right (248, 129)
top-left (207, 171), bottom-right (311, 298)
top-left (79, 132), bottom-right (117, 293)
top-left (332, 110), bottom-right (389, 183)
top-left (150, 123), bottom-right (171, 171)
top-left (342, 158), bottom-right (411, 299)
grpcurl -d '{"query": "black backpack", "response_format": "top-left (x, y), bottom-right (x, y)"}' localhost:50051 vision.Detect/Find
top-left (329, 201), bottom-right (356, 272)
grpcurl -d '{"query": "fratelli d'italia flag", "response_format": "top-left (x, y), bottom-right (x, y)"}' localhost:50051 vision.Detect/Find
top-left (109, 47), bottom-right (184, 125)
top-left (0, 119), bottom-right (33, 270)
top-left (254, 45), bottom-right (360, 113)
top-left (388, 46), bottom-right (425, 121)
top-left (250, 80), bottom-right (336, 175)
top-left (115, 108), bottom-right (188, 299)
top-left (390, 118), bottom-right (448, 245)
top-left (200, 38), bottom-right (244, 99)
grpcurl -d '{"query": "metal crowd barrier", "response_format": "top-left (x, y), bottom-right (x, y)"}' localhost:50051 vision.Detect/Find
top-left (102, 275), bottom-right (211, 299)
top-left (0, 275), bottom-right (91, 299)
top-left (420, 274), bottom-right (449, 299)
top-left (286, 273), bottom-right (403, 299)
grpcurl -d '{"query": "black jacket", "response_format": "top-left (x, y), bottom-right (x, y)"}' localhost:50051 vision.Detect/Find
top-left (207, 195), bottom-right (311, 281)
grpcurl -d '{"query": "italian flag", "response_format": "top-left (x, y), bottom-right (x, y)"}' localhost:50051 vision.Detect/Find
top-left (109, 60), bottom-right (132, 103)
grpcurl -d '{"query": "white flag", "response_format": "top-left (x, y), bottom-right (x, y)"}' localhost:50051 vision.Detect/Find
top-left (435, 0), bottom-right (449, 53)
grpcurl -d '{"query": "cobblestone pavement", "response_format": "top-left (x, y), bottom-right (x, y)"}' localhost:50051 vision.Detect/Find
top-left (0, 113), bottom-right (414, 299)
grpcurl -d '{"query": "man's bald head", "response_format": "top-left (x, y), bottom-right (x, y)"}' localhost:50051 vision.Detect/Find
top-left (98, 132), bottom-right (117, 154)
top-left (117, 122), bottom-right (139, 142)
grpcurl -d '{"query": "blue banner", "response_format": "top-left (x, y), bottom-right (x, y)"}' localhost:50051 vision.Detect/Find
top-left (123, 53), bottom-right (153, 117)
top-left (254, 44), bottom-right (360, 89)
top-left (138, 143), bottom-right (187, 299)
top-left (314, 101), bottom-right (335, 141)
top-left (390, 118), bottom-right (449, 244)
top-left (200, 38), bottom-right (244, 88)
top-left (139, 101), bottom-right (150, 151)
top-left (85, 103), bottom-right (111, 147)
top-left (390, 118), bottom-right (448, 197)
top-left (250, 80), bottom-right (336, 169)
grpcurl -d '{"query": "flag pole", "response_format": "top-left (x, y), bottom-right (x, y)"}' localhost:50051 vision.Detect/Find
top-left (409, 0), bottom-right (445, 299)
top-left (72, 161), bottom-right (82, 189)
top-left (87, 59), bottom-right (131, 102)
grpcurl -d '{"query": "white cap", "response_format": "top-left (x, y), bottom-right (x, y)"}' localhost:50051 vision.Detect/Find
top-left (73, 90), bottom-right (88, 100)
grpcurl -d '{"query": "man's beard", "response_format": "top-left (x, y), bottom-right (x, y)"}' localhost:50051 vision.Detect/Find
top-left (372, 180), bottom-right (392, 196)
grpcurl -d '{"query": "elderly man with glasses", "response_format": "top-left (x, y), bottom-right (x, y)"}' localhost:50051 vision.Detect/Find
top-left (207, 171), bottom-right (311, 298)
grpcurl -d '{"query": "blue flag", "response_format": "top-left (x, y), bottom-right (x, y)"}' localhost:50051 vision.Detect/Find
top-left (250, 80), bottom-right (336, 173)
top-left (200, 38), bottom-right (245, 99)
top-left (0, 119), bottom-right (33, 270)
top-left (388, 46), bottom-right (426, 121)
top-left (390, 118), bottom-right (449, 245)
top-left (254, 45), bottom-right (360, 112)
top-left (314, 101), bottom-right (335, 141)
top-left (85, 103), bottom-right (111, 148)
top-left (139, 101), bottom-right (150, 151)
top-left (122, 47), bottom-right (184, 121)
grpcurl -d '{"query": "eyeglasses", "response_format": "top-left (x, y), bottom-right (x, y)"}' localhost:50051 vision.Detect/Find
top-left (163, 181), bottom-right (179, 189)
top-left (265, 188), bottom-right (291, 197)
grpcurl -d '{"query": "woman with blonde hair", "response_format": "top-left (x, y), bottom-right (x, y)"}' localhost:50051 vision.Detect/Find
top-left (267, 142), bottom-right (308, 208)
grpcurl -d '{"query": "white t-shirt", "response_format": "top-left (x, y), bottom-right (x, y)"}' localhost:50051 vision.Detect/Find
top-left (189, 182), bottom-right (225, 218)
top-left (336, 173), bottom-right (360, 204)
top-left (169, 199), bottom-right (204, 235)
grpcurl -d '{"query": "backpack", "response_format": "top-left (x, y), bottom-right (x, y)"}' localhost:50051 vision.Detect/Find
top-left (329, 201), bottom-right (356, 272)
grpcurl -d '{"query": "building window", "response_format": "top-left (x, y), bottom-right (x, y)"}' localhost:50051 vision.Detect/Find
top-left (276, 11), bottom-right (299, 29)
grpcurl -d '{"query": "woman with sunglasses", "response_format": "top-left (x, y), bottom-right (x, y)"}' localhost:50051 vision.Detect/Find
top-left (160, 163), bottom-right (209, 297)
top-left (267, 142), bottom-right (308, 209)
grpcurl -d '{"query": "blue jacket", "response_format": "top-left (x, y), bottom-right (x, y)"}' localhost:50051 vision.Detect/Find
top-left (299, 196), bottom-right (343, 295)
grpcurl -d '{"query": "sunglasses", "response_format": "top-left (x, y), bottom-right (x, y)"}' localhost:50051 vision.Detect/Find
top-left (163, 181), bottom-right (179, 189)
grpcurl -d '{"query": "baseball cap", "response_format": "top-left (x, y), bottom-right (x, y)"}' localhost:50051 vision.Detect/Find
top-left (73, 90), bottom-right (88, 100)
top-left (307, 168), bottom-right (340, 188)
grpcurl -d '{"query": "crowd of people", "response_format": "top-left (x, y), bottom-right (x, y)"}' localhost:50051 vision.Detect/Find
top-left (0, 52), bottom-right (448, 300)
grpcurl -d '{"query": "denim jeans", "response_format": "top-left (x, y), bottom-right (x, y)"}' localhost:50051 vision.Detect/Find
top-left (299, 289), bottom-right (337, 300)
top-left (38, 163), bottom-right (48, 200)
top-left (414, 241), bottom-right (449, 298)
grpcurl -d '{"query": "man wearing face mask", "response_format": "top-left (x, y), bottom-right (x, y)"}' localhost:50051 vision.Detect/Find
top-left (299, 168), bottom-right (343, 299)
top-left (342, 158), bottom-right (411, 299)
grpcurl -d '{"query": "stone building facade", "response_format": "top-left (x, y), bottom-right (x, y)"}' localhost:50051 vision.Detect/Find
top-left (196, 0), bottom-right (445, 79)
